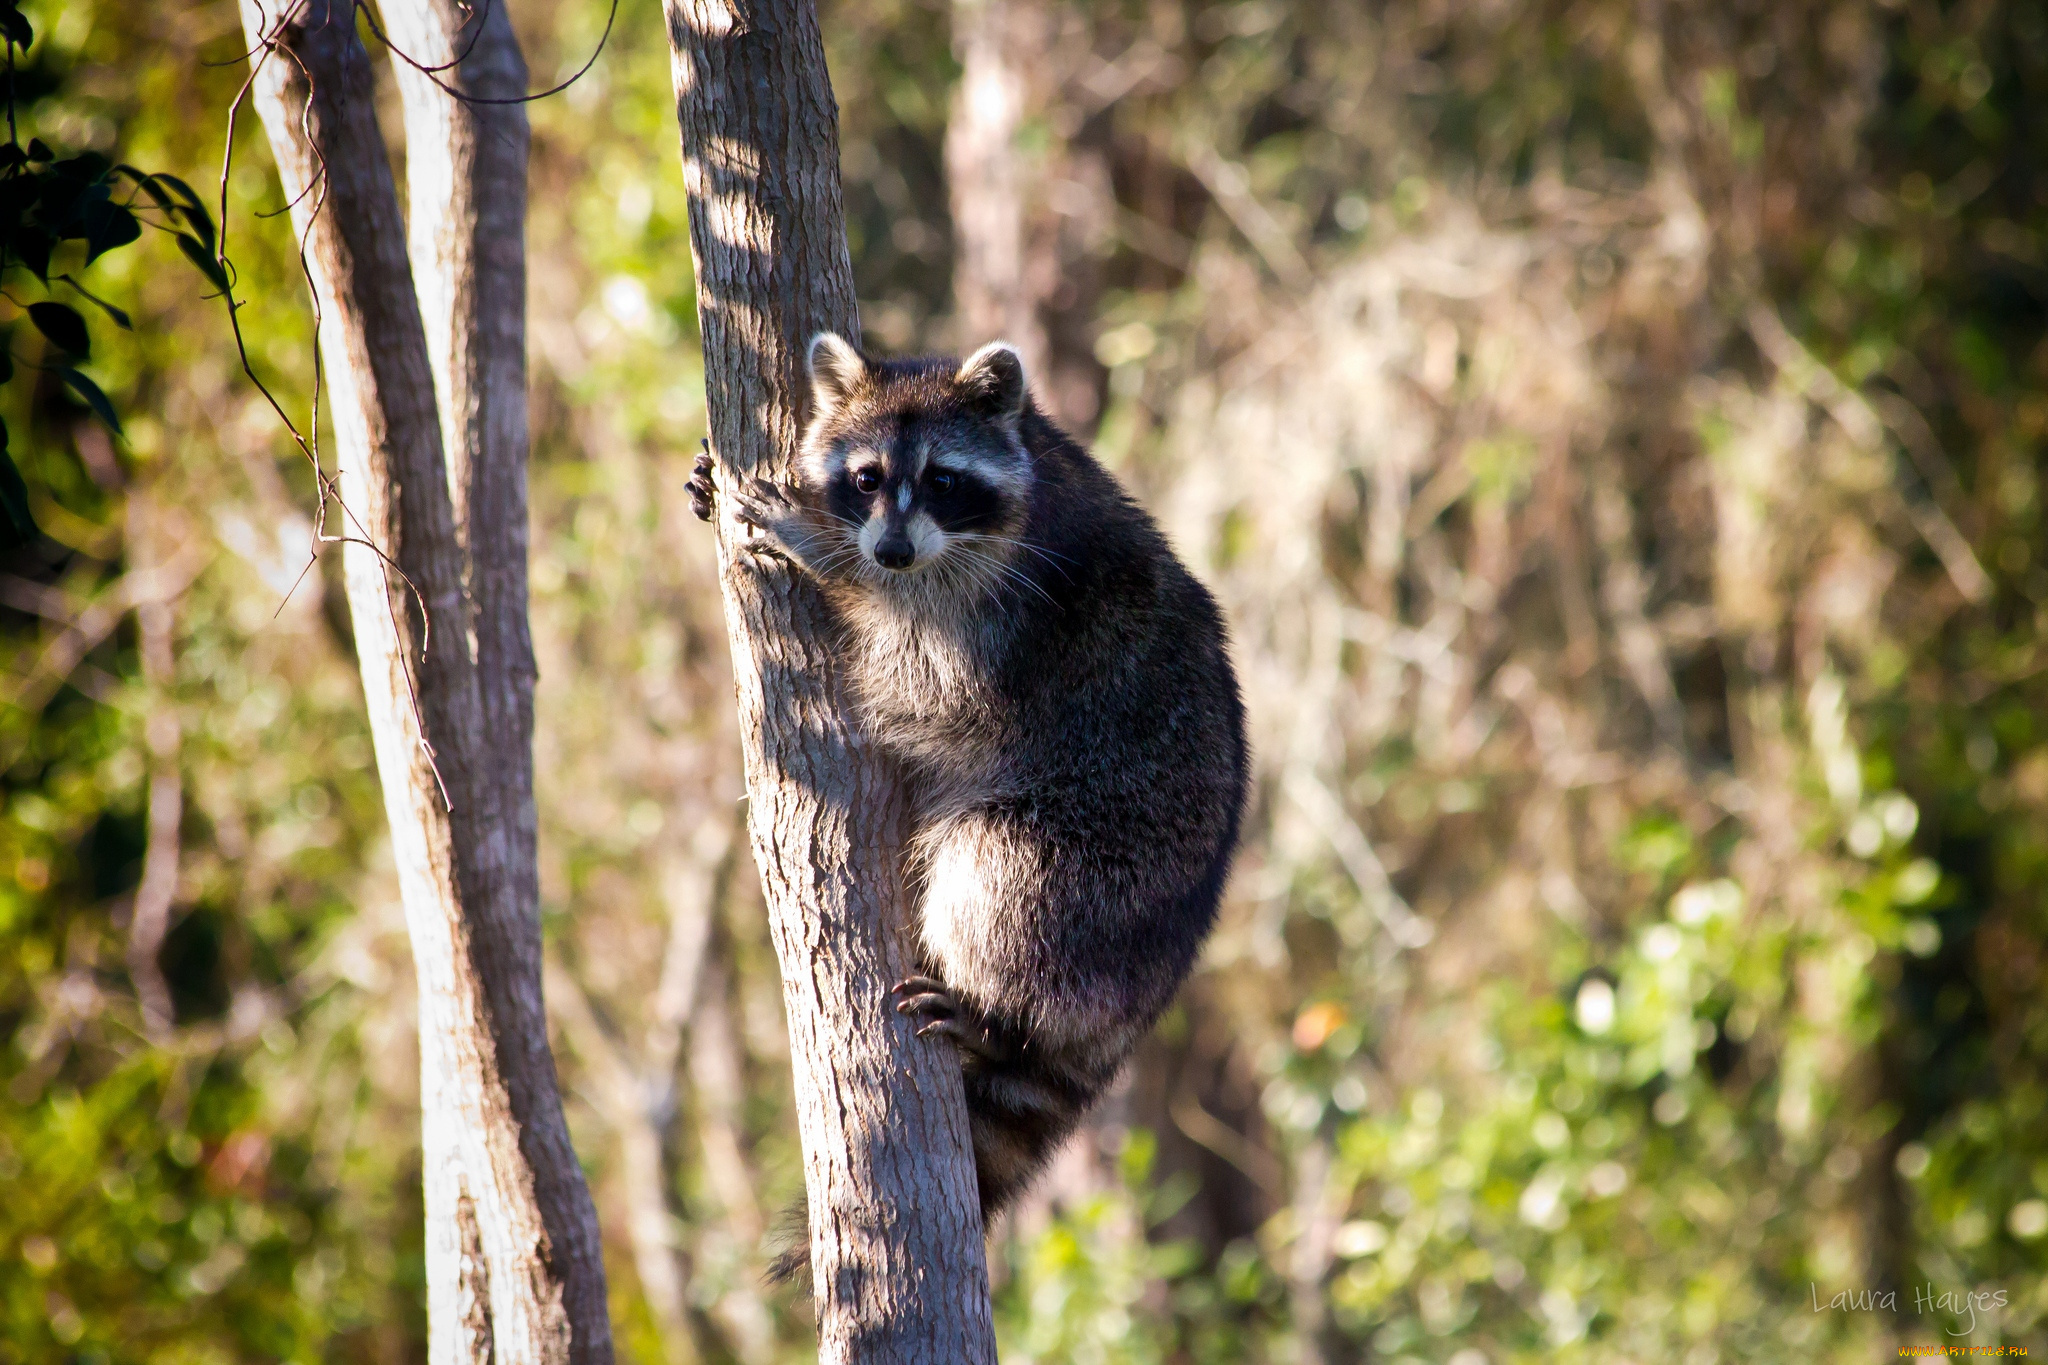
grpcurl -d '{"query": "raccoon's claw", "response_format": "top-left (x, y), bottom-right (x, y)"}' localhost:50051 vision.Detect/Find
top-left (720, 477), bottom-right (810, 567)
top-left (918, 1015), bottom-right (1009, 1064)
top-left (731, 477), bottom-right (794, 529)
top-left (893, 977), bottom-right (1005, 1062)
top-left (891, 975), bottom-right (957, 1021)
top-left (690, 445), bottom-right (796, 543)
top-left (727, 478), bottom-right (794, 554)
top-left (687, 443), bottom-right (716, 523)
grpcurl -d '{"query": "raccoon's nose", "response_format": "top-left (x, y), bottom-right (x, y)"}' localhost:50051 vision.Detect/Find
top-left (874, 535), bottom-right (916, 570)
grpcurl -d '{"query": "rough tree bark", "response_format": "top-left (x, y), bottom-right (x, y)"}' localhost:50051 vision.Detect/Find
top-left (238, 2), bottom-right (613, 1361)
top-left (661, 0), bottom-right (999, 1359)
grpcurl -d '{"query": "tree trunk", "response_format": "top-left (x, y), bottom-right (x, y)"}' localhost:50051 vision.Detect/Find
top-left (945, 0), bottom-right (1046, 377)
top-left (660, 1), bottom-right (998, 1359)
top-left (125, 495), bottom-right (183, 1041)
top-left (943, 0), bottom-right (1109, 430)
top-left (238, 2), bottom-right (613, 1361)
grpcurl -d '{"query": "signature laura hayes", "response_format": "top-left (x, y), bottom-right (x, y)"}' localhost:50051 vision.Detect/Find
top-left (1811, 1283), bottom-right (2011, 1336)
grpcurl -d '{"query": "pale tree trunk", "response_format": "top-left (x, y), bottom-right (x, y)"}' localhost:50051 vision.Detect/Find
top-left (238, 2), bottom-right (613, 1361)
top-left (945, 0), bottom-right (1047, 377)
top-left (944, 0), bottom-right (1110, 430)
top-left (125, 496), bottom-right (183, 1040)
top-left (661, 1), bottom-right (998, 1359)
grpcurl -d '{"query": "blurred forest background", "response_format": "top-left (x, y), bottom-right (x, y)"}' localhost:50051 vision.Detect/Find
top-left (4, 0), bottom-right (2048, 1360)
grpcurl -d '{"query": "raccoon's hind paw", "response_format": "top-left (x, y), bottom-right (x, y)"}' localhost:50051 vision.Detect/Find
top-left (891, 975), bottom-right (954, 1016)
top-left (687, 442), bottom-right (717, 523)
top-left (892, 976), bottom-right (1010, 1063)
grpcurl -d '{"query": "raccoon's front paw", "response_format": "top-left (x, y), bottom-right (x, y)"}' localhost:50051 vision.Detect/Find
top-left (687, 442), bottom-right (717, 523)
top-left (892, 976), bottom-right (1007, 1063)
top-left (721, 477), bottom-right (802, 560)
top-left (730, 476), bottom-right (796, 534)
top-left (689, 444), bottom-right (803, 558)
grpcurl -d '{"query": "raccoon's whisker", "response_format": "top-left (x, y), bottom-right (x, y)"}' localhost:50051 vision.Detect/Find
top-left (774, 518), bottom-right (854, 559)
top-left (946, 553), bottom-right (1005, 613)
top-left (953, 548), bottom-right (1033, 604)
top-left (812, 544), bottom-right (869, 576)
top-left (949, 541), bottom-right (1072, 600)
top-left (780, 530), bottom-right (869, 580)
top-left (949, 544), bottom-right (1056, 610)
top-left (953, 532), bottom-right (1076, 577)
top-left (910, 548), bottom-right (981, 609)
top-left (806, 529), bottom-right (867, 567)
top-left (953, 530), bottom-right (1066, 560)
top-left (961, 543), bottom-right (1055, 602)
top-left (940, 543), bottom-right (1000, 590)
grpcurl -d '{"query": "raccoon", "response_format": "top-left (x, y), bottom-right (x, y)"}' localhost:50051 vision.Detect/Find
top-left (689, 334), bottom-right (1247, 1278)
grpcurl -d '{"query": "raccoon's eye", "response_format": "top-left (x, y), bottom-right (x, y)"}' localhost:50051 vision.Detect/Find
top-left (929, 470), bottom-right (957, 494)
top-left (852, 467), bottom-right (882, 494)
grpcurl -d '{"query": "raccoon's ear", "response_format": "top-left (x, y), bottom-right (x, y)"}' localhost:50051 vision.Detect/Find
top-left (807, 332), bottom-right (868, 417)
top-left (955, 342), bottom-right (1028, 423)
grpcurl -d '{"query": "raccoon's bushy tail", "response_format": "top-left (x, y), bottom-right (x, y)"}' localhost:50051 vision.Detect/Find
top-left (762, 1054), bottom-right (1094, 1286)
top-left (961, 1054), bottom-right (1093, 1220)
top-left (764, 1199), bottom-right (813, 1286)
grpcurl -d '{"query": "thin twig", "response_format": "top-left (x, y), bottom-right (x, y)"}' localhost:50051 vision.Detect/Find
top-left (218, 0), bottom-right (453, 808)
top-left (358, 0), bottom-right (621, 106)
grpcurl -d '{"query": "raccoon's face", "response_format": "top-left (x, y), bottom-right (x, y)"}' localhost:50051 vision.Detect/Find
top-left (799, 335), bottom-right (1033, 582)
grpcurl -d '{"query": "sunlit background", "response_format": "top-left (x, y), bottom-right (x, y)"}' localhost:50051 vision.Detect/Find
top-left (5, 0), bottom-right (2048, 1360)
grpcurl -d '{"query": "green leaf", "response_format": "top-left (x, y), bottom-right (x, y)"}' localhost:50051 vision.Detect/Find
top-left (150, 173), bottom-right (207, 212)
top-left (55, 275), bottom-right (131, 330)
top-left (56, 367), bottom-right (120, 436)
top-left (28, 301), bottom-right (88, 358)
top-left (0, 420), bottom-right (36, 550)
top-left (175, 200), bottom-right (218, 254)
top-left (25, 138), bottom-right (50, 163)
top-left (0, 8), bottom-right (32, 48)
top-left (152, 174), bottom-right (216, 253)
top-left (115, 167), bottom-right (217, 253)
top-left (82, 201), bottom-right (140, 265)
top-left (49, 178), bottom-right (110, 241)
top-left (114, 165), bottom-right (174, 212)
top-left (0, 176), bottom-right (29, 237)
top-left (176, 233), bottom-right (229, 294)
top-left (50, 152), bottom-right (111, 184)
top-left (12, 225), bottom-right (51, 278)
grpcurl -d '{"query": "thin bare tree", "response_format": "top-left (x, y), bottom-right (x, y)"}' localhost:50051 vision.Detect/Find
top-left (661, 0), bottom-right (998, 1358)
top-left (236, 1), bottom-right (612, 1360)
top-left (946, 0), bottom-right (1045, 376)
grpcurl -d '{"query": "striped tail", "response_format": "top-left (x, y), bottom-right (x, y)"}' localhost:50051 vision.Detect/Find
top-left (763, 1049), bottom-right (1102, 1285)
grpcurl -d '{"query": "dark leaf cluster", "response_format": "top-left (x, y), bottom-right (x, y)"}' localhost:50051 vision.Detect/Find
top-left (0, 0), bottom-right (220, 550)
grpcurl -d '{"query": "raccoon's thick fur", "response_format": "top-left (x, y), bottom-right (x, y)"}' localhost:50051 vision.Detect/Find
top-left (689, 334), bottom-right (1247, 1280)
